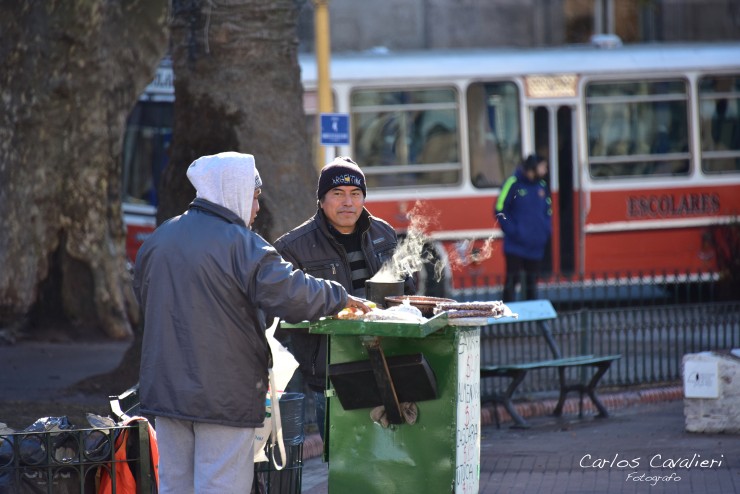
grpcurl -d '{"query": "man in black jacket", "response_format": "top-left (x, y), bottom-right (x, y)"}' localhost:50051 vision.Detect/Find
top-left (274, 156), bottom-right (415, 439)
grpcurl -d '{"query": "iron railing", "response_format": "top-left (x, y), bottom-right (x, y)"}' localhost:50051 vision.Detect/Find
top-left (479, 301), bottom-right (740, 400)
top-left (452, 269), bottom-right (734, 311)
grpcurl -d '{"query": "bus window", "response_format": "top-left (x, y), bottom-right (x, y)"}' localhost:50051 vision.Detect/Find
top-left (699, 74), bottom-right (740, 174)
top-left (122, 101), bottom-right (173, 207)
top-left (350, 88), bottom-right (460, 188)
top-left (586, 79), bottom-right (690, 179)
top-left (467, 81), bottom-right (521, 188)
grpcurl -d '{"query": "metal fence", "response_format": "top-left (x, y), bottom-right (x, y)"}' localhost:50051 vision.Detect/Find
top-left (453, 269), bottom-right (734, 311)
top-left (479, 301), bottom-right (740, 400)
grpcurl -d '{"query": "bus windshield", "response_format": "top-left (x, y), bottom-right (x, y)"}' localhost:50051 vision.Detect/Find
top-left (122, 101), bottom-right (173, 208)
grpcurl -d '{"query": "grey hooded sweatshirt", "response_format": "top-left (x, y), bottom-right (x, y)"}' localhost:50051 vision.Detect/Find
top-left (134, 152), bottom-right (347, 428)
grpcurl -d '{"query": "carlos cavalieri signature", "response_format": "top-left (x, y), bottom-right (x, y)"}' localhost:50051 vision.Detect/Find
top-left (580, 453), bottom-right (725, 485)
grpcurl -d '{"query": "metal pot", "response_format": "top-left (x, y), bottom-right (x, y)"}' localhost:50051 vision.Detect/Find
top-left (365, 279), bottom-right (404, 307)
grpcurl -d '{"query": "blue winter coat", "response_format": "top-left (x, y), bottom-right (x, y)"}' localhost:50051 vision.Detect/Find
top-left (494, 168), bottom-right (552, 260)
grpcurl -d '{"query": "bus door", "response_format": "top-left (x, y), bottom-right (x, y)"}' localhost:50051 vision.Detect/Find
top-left (529, 104), bottom-right (578, 277)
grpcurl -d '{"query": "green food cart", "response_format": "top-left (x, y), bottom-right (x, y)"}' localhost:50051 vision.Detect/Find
top-left (299, 313), bottom-right (483, 493)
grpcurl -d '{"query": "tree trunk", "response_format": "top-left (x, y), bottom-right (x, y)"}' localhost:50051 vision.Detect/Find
top-left (159, 0), bottom-right (317, 242)
top-left (0, 1), bottom-right (168, 340)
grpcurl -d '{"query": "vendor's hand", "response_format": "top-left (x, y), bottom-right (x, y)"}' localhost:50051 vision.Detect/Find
top-left (345, 295), bottom-right (372, 314)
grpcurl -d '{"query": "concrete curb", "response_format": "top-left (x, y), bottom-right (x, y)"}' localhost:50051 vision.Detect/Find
top-left (480, 384), bottom-right (683, 427)
top-left (300, 385), bottom-right (684, 460)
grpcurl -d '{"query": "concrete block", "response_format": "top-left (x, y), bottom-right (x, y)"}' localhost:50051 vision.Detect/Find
top-left (683, 351), bottom-right (740, 434)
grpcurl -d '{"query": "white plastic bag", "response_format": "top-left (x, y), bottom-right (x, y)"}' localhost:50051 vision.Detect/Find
top-left (253, 318), bottom-right (299, 467)
top-left (266, 318), bottom-right (300, 393)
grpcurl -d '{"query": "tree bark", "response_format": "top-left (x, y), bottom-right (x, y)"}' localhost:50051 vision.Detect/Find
top-left (0, 1), bottom-right (168, 340)
top-left (159, 0), bottom-right (317, 242)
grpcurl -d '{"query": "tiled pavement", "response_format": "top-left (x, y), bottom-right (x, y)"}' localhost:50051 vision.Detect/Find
top-left (300, 387), bottom-right (739, 493)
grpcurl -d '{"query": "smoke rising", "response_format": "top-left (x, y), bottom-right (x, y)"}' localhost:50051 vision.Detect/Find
top-left (370, 201), bottom-right (436, 282)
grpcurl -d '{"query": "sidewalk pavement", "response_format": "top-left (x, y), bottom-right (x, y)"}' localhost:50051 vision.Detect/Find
top-left (0, 339), bottom-right (132, 401)
top-left (1, 341), bottom-right (737, 493)
top-left (301, 391), bottom-right (740, 493)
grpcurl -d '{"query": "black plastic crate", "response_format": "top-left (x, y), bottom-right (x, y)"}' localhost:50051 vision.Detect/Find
top-left (0, 421), bottom-right (153, 494)
top-left (253, 442), bottom-right (304, 494)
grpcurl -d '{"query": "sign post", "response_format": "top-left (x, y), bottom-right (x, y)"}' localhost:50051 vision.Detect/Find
top-left (320, 113), bottom-right (350, 147)
top-left (313, 0), bottom-right (333, 170)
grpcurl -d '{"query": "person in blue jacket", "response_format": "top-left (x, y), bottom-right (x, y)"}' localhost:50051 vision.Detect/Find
top-left (494, 154), bottom-right (552, 301)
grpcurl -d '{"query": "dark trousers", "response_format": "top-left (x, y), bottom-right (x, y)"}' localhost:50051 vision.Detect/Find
top-left (502, 254), bottom-right (541, 302)
top-left (313, 388), bottom-right (326, 440)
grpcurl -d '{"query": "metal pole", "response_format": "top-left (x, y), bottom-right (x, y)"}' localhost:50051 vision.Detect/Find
top-left (314, 0), bottom-right (332, 171)
top-left (594, 0), bottom-right (604, 35)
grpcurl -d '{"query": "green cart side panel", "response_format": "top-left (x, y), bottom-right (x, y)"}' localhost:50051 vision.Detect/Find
top-left (326, 325), bottom-right (480, 494)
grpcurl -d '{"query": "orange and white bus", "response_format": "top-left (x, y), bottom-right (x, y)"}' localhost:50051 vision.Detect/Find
top-left (122, 41), bottom-right (740, 295)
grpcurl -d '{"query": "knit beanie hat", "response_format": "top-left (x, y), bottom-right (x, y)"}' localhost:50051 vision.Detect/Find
top-left (523, 154), bottom-right (543, 171)
top-left (317, 156), bottom-right (366, 199)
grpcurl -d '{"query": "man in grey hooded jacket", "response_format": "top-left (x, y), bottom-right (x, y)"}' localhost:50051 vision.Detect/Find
top-left (133, 152), bottom-right (368, 493)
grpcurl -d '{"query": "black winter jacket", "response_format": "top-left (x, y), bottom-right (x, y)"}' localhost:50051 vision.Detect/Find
top-left (273, 208), bottom-right (414, 390)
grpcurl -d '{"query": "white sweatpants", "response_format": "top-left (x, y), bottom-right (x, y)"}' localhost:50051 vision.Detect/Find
top-left (155, 416), bottom-right (256, 494)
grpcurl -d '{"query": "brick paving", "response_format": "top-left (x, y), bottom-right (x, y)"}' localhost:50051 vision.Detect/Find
top-left (478, 397), bottom-right (738, 494)
top-left (300, 387), bottom-right (740, 493)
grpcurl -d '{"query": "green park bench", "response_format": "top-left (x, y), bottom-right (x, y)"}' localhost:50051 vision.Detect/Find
top-left (480, 299), bottom-right (621, 428)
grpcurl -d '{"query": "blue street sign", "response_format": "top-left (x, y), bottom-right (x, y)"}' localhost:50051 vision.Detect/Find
top-left (320, 113), bottom-right (350, 146)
